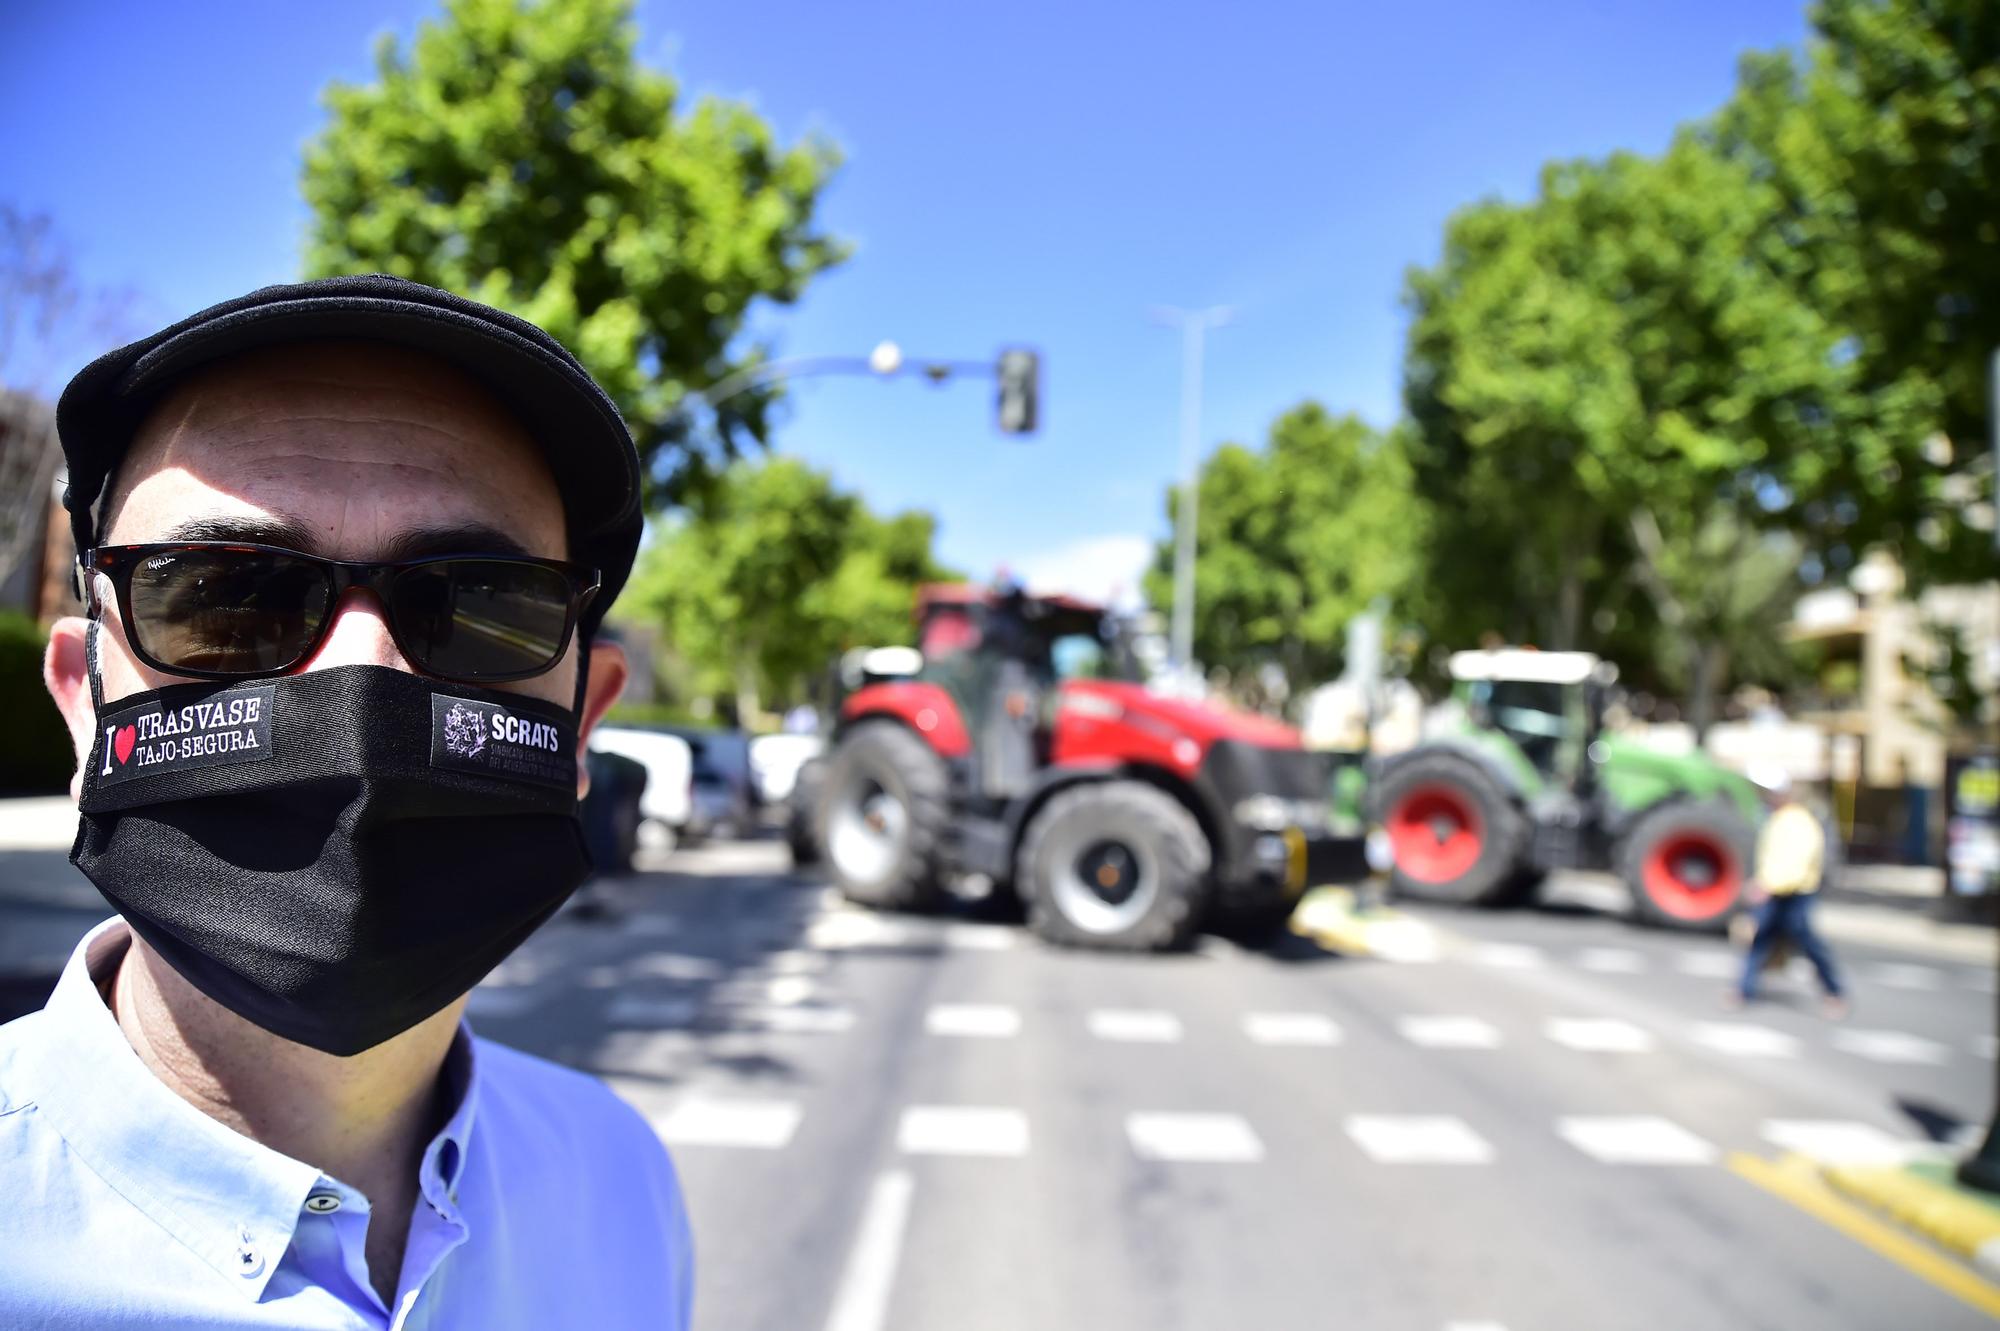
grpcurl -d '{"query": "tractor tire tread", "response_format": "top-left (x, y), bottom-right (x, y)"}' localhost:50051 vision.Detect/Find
top-left (1020, 781), bottom-right (1210, 952)
top-left (817, 721), bottom-right (949, 912)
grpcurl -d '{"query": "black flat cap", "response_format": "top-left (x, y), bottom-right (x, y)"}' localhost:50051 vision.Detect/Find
top-left (56, 273), bottom-right (643, 634)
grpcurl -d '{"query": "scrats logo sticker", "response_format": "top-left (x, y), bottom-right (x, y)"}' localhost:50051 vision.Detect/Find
top-left (429, 693), bottom-right (572, 790)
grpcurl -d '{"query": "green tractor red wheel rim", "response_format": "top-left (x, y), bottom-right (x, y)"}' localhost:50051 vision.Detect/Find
top-left (1641, 831), bottom-right (1741, 921)
top-left (1386, 783), bottom-right (1486, 883)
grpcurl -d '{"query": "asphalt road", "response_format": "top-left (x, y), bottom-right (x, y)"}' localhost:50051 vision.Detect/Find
top-left (502, 841), bottom-right (1995, 1331)
top-left (5, 813), bottom-right (1996, 1329)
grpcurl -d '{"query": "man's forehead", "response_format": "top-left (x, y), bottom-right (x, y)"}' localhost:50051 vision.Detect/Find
top-left (105, 340), bottom-right (569, 558)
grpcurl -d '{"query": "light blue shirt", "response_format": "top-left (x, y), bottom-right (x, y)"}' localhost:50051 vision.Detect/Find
top-left (0, 918), bottom-right (693, 1329)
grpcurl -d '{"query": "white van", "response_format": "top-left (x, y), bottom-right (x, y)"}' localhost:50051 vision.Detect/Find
top-left (588, 726), bottom-right (693, 849)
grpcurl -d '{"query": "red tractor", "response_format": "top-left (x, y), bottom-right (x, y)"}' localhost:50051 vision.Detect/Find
top-left (813, 583), bottom-right (1344, 950)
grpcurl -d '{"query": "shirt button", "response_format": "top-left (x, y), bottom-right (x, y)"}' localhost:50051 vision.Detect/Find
top-left (236, 1238), bottom-right (264, 1278)
top-left (305, 1193), bottom-right (343, 1215)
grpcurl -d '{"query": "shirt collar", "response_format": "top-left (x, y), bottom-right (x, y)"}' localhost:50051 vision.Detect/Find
top-left (17, 917), bottom-right (481, 1301)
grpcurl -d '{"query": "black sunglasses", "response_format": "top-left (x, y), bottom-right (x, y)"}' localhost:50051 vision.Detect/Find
top-left (84, 542), bottom-right (602, 684)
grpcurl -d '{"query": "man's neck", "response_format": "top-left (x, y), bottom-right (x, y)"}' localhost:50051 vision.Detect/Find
top-left (106, 934), bottom-right (462, 1300)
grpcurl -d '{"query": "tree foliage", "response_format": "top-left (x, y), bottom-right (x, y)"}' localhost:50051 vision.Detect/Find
top-left (1146, 403), bottom-right (1420, 697)
top-left (301, 0), bottom-right (847, 505)
top-left (1709, 0), bottom-right (2000, 583)
top-left (1402, 135), bottom-right (1874, 719)
top-left (622, 456), bottom-right (950, 719)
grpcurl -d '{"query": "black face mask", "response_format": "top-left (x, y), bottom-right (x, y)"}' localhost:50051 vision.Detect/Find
top-left (71, 658), bottom-right (591, 1056)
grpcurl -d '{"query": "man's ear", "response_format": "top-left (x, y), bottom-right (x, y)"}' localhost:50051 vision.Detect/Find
top-left (574, 638), bottom-right (630, 800)
top-left (44, 617), bottom-right (96, 801)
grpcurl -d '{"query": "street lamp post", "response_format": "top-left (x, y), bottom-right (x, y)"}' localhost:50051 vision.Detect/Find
top-left (1152, 305), bottom-right (1232, 686)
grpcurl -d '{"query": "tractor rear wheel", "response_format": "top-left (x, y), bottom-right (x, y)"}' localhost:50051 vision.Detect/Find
top-left (817, 723), bottom-right (949, 912)
top-left (1019, 781), bottom-right (1209, 951)
top-left (1618, 800), bottom-right (1753, 933)
top-left (1374, 752), bottom-right (1529, 907)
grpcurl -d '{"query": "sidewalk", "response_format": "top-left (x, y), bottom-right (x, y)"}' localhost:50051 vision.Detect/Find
top-left (1820, 1155), bottom-right (2000, 1282)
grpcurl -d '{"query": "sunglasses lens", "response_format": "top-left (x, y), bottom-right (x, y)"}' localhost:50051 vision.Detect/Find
top-left (128, 548), bottom-right (331, 674)
top-left (392, 560), bottom-right (575, 680)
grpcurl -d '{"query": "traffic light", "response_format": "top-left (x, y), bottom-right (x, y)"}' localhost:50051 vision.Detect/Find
top-left (996, 348), bottom-right (1039, 434)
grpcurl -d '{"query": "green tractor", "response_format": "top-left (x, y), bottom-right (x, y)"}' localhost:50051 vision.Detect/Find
top-left (1369, 648), bottom-right (1762, 932)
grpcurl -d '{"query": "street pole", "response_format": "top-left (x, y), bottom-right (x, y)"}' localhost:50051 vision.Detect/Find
top-left (1153, 306), bottom-right (1231, 687)
top-left (1959, 344), bottom-right (2000, 1194)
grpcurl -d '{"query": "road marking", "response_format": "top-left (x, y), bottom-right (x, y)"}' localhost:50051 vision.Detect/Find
top-left (1243, 1012), bottom-right (1343, 1046)
top-left (822, 1170), bottom-right (914, 1331)
top-left (1545, 1017), bottom-right (1656, 1053)
top-left (1398, 1016), bottom-right (1503, 1050)
top-left (943, 923), bottom-right (1016, 951)
top-left (606, 995), bottom-right (699, 1026)
top-left (1833, 1028), bottom-right (1951, 1066)
top-left (1688, 1021), bottom-right (1801, 1059)
top-left (1468, 942), bottom-right (1545, 970)
top-left (654, 1098), bottom-right (801, 1149)
top-left (1346, 1114), bottom-right (1495, 1164)
top-left (465, 987), bottom-right (539, 1019)
top-left (1760, 1120), bottom-right (1929, 1166)
top-left (926, 1004), bottom-right (1022, 1038)
top-left (1675, 949), bottom-right (1740, 979)
top-left (809, 913), bottom-right (915, 950)
top-left (1575, 947), bottom-right (1646, 974)
top-left (753, 1005), bottom-right (856, 1034)
top-left (766, 949), bottom-right (826, 976)
top-left (1558, 1115), bottom-right (1716, 1165)
top-left (1127, 1113), bottom-right (1266, 1163)
top-left (767, 974), bottom-right (822, 1007)
top-left (1865, 962), bottom-right (1944, 991)
top-left (898, 1106), bottom-right (1030, 1157)
top-left (1087, 1009), bottom-right (1184, 1043)
top-left (625, 952), bottom-right (727, 981)
top-left (1730, 1152), bottom-right (2000, 1320)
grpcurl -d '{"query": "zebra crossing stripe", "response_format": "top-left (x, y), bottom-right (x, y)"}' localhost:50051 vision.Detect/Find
top-left (1833, 1029), bottom-right (1951, 1066)
top-left (1127, 1113), bottom-right (1265, 1163)
top-left (654, 1098), bottom-right (802, 1149)
top-left (927, 1004), bottom-right (1022, 1038)
top-left (1398, 1016), bottom-right (1502, 1050)
top-left (1243, 1013), bottom-right (1343, 1046)
top-left (1545, 1018), bottom-right (1655, 1053)
top-left (1346, 1115), bottom-right (1495, 1164)
top-left (1558, 1115), bottom-right (1716, 1165)
top-left (1088, 1010), bottom-right (1184, 1043)
top-left (1760, 1120), bottom-right (1926, 1166)
top-left (1688, 1022), bottom-right (1800, 1058)
top-left (898, 1106), bottom-right (1030, 1157)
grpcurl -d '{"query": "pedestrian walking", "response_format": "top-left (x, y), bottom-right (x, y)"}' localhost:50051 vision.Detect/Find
top-left (1730, 763), bottom-right (1848, 1018)
top-left (0, 277), bottom-right (691, 1327)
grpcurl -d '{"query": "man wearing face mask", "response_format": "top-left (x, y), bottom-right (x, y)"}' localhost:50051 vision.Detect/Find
top-left (0, 276), bottom-right (693, 1328)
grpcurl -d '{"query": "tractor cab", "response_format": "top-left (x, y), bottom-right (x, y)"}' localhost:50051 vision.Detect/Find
top-left (1447, 648), bottom-right (1610, 785)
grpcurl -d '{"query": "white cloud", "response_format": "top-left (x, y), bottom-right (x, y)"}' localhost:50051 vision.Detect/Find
top-left (1011, 534), bottom-right (1154, 612)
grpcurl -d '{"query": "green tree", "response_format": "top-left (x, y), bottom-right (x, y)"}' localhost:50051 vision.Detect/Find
top-left (1146, 403), bottom-right (1420, 699)
top-left (1711, 0), bottom-right (1999, 582)
top-left (301, 0), bottom-right (847, 504)
top-left (622, 456), bottom-right (948, 720)
top-left (1403, 136), bottom-right (1886, 727)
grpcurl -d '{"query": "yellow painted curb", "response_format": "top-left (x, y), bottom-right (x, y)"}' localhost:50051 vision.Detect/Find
top-left (1729, 1153), bottom-right (2000, 1319)
top-left (1822, 1162), bottom-right (2000, 1264)
top-left (1288, 887), bottom-right (1441, 962)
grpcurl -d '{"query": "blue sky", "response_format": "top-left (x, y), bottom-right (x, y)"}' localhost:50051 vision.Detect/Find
top-left (3, 0), bottom-right (1812, 601)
